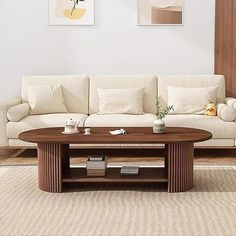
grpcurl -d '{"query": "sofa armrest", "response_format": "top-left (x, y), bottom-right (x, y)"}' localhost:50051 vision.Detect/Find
top-left (0, 97), bottom-right (22, 147)
top-left (217, 103), bottom-right (236, 122)
top-left (7, 103), bottom-right (30, 122)
top-left (225, 97), bottom-right (236, 110)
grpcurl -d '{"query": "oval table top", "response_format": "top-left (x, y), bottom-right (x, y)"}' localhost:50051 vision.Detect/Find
top-left (19, 127), bottom-right (212, 145)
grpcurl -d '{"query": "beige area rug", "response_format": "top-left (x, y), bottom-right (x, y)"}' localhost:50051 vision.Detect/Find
top-left (1, 167), bottom-right (236, 236)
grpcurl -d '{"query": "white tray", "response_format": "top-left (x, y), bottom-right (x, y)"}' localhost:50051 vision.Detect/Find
top-left (62, 131), bottom-right (80, 135)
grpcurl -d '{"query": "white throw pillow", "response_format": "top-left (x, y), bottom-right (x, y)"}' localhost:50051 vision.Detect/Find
top-left (27, 85), bottom-right (67, 115)
top-left (167, 86), bottom-right (218, 114)
top-left (97, 88), bottom-right (144, 115)
top-left (217, 103), bottom-right (236, 122)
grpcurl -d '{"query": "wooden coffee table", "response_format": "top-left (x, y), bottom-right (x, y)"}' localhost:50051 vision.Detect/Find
top-left (19, 127), bottom-right (212, 193)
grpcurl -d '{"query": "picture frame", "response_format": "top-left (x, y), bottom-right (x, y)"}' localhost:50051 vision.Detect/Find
top-left (48, 0), bottom-right (95, 26)
top-left (138, 0), bottom-right (184, 26)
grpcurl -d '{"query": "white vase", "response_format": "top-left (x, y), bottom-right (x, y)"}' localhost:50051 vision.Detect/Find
top-left (153, 119), bottom-right (166, 134)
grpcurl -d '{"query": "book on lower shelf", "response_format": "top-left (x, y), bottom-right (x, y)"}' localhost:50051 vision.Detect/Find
top-left (88, 155), bottom-right (107, 162)
top-left (120, 166), bottom-right (139, 176)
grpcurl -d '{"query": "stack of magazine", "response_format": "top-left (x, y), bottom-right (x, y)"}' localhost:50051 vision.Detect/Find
top-left (86, 155), bottom-right (107, 176)
top-left (120, 166), bottom-right (139, 176)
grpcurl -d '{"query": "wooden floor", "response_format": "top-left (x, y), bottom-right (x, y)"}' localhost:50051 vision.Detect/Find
top-left (0, 148), bottom-right (236, 165)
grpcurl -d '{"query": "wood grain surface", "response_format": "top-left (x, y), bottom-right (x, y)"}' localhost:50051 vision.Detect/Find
top-left (215, 0), bottom-right (236, 97)
top-left (19, 127), bottom-right (212, 193)
top-left (19, 127), bottom-right (212, 144)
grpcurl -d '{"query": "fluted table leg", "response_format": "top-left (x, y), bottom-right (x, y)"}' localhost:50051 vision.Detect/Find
top-left (37, 144), bottom-right (69, 193)
top-left (166, 143), bottom-right (194, 193)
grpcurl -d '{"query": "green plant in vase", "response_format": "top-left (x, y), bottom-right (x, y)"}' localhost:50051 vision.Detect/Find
top-left (153, 97), bottom-right (174, 134)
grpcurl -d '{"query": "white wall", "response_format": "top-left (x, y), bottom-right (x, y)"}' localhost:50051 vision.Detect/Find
top-left (0, 0), bottom-right (215, 99)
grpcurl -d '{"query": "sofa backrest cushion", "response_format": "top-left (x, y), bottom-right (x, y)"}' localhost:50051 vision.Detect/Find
top-left (157, 75), bottom-right (225, 107)
top-left (89, 75), bottom-right (157, 114)
top-left (22, 75), bottom-right (89, 114)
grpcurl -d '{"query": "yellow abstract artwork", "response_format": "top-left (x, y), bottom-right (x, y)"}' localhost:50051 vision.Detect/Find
top-left (49, 0), bottom-right (94, 25)
top-left (63, 8), bottom-right (86, 20)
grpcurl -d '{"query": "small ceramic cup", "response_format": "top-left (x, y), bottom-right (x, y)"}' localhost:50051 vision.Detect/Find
top-left (84, 128), bottom-right (91, 135)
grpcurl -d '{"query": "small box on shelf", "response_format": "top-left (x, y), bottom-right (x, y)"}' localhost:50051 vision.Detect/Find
top-left (86, 155), bottom-right (107, 177)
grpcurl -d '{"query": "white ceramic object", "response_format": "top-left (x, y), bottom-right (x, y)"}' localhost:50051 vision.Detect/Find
top-left (64, 118), bottom-right (80, 134)
top-left (84, 128), bottom-right (91, 135)
top-left (62, 131), bottom-right (79, 135)
top-left (153, 119), bottom-right (166, 134)
top-left (149, 0), bottom-right (182, 8)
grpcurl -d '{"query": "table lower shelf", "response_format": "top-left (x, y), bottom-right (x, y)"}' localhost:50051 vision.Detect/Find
top-left (62, 167), bottom-right (168, 183)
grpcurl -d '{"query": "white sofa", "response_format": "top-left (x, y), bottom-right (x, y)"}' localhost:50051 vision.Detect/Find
top-left (1, 74), bottom-right (236, 148)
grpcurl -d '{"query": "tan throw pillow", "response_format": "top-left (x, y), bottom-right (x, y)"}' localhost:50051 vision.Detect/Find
top-left (167, 86), bottom-right (218, 114)
top-left (27, 85), bottom-right (67, 115)
top-left (97, 88), bottom-right (144, 115)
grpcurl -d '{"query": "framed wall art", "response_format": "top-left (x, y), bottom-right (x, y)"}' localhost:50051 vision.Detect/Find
top-left (49, 0), bottom-right (95, 25)
top-left (138, 0), bottom-right (183, 25)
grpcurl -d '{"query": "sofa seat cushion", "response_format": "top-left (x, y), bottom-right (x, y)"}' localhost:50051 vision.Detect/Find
top-left (158, 75), bottom-right (225, 107)
top-left (97, 88), bottom-right (145, 115)
top-left (167, 86), bottom-right (218, 114)
top-left (85, 113), bottom-right (157, 127)
top-left (7, 113), bottom-right (88, 139)
top-left (164, 115), bottom-right (236, 139)
top-left (89, 75), bottom-right (157, 114)
top-left (22, 75), bottom-right (89, 114)
top-left (27, 84), bottom-right (67, 115)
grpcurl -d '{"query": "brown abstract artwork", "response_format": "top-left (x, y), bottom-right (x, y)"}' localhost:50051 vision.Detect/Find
top-left (138, 0), bottom-right (183, 25)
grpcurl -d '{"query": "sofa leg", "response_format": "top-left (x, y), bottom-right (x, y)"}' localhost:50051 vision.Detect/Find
top-left (0, 148), bottom-right (27, 158)
top-left (10, 149), bottom-right (26, 158)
